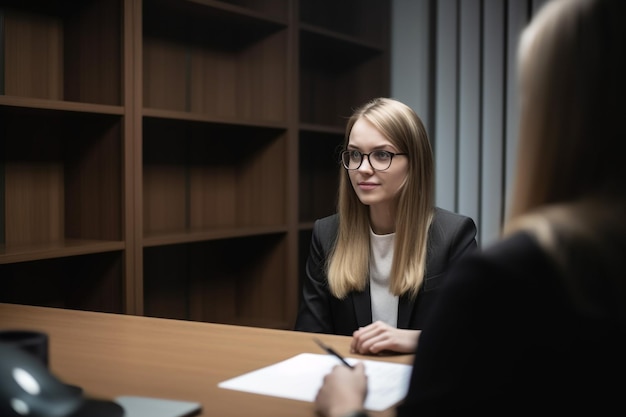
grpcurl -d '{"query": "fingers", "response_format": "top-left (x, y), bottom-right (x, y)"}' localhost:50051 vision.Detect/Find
top-left (353, 361), bottom-right (367, 377)
top-left (315, 362), bottom-right (368, 417)
top-left (351, 321), bottom-right (391, 354)
top-left (351, 323), bottom-right (421, 354)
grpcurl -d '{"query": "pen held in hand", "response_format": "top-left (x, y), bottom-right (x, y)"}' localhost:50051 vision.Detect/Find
top-left (313, 337), bottom-right (354, 369)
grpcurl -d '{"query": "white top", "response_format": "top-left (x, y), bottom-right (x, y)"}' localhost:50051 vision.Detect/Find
top-left (369, 229), bottom-right (399, 327)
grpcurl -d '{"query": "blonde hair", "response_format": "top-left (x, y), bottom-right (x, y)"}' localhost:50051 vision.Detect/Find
top-left (505, 0), bottom-right (626, 318)
top-left (327, 98), bottom-right (434, 299)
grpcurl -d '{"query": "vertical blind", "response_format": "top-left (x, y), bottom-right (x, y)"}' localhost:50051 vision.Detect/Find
top-left (392, 0), bottom-right (549, 247)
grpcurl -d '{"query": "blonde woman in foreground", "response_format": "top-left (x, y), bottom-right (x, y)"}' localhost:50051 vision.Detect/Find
top-left (315, 0), bottom-right (626, 415)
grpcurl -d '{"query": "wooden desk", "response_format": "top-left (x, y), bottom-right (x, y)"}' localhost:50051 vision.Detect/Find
top-left (0, 303), bottom-right (413, 417)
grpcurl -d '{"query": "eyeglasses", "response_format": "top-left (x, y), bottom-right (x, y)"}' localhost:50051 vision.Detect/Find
top-left (340, 150), bottom-right (408, 171)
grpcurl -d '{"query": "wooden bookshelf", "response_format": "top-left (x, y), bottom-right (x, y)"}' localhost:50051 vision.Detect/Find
top-left (0, 0), bottom-right (390, 330)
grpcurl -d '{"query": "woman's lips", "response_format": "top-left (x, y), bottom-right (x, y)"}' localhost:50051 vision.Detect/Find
top-left (358, 182), bottom-right (379, 191)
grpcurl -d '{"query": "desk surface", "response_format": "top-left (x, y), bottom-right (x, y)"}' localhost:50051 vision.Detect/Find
top-left (0, 303), bottom-right (413, 417)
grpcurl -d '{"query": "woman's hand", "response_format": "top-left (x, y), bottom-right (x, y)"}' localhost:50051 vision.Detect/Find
top-left (350, 321), bottom-right (421, 354)
top-left (315, 362), bottom-right (368, 417)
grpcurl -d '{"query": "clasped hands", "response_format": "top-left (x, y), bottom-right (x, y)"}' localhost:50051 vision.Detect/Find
top-left (350, 320), bottom-right (420, 355)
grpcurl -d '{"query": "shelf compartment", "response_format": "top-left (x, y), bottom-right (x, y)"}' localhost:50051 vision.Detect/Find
top-left (143, 233), bottom-right (288, 328)
top-left (299, 0), bottom-right (390, 45)
top-left (143, 117), bottom-right (287, 237)
top-left (0, 251), bottom-right (124, 313)
top-left (298, 129), bottom-right (343, 223)
top-left (0, 106), bottom-right (123, 250)
top-left (143, 0), bottom-right (288, 123)
top-left (299, 29), bottom-right (388, 127)
top-left (0, 0), bottom-right (122, 105)
top-left (300, 25), bottom-right (385, 69)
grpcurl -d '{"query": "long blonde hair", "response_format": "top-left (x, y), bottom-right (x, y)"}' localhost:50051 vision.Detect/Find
top-left (327, 98), bottom-right (434, 299)
top-left (505, 0), bottom-right (626, 318)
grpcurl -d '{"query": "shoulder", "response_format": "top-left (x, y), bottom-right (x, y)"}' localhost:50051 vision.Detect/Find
top-left (312, 214), bottom-right (340, 241)
top-left (313, 213), bottom-right (339, 230)
top-left (309, 214), bottom-right (341, 257)
top-left (429, 233), bottom-right (556, 322)
top-left (432, 207), bottom-right (476, 228)
top-left (439, 232), bottom-right (564, 328)
top-left (430, 207), bottom-right (478, 240)
top-left (452, 232), bottom-right (554, 289)
top-left (480, 231), bottom-right (549, 267)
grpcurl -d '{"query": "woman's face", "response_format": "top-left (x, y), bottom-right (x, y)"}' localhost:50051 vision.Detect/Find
top-left (346, 118), bottom-right (408, 211)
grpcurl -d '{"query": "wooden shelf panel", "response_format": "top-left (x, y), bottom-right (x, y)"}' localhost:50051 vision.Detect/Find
top-left (209, 0), bottom-right (289, 20)
top-left (143, 117), bottom-right (287, 234)
top-left (298, 228), bottom-right (314, 299)
top-left (300, 24), bottom-right (386, 60)
top-left (143, 225), bottom-right (288, 247)
top-left (143, 0), bottom-right (288, 122)
top-left (299, 123), bottom-right (346, 136)
top-left (298, 130), bottom-right (342, 223)
top-left (298, 0), bottom-right (390, 129)
top-left (143, 234), bottom-right (288, 325)
top-left (297, 222), bottom-right (315, 231)
top-left (143, 107), bottom-right (287, 129)
top-left (1, 0), bottom-right (390, 329)
top-left (0, 0), bottom-right (122, 105)
top-left (0, 239), bottom-right (125, 264)
top-left (145, 0), bottom-right (288, 33)
top-left (0, 251), bottom-right (124, 313)
top-left (0, 96), bottom-right (124, 115)
top-left (299, 0), bottom-right (390, 45)
top-left (0, 107), bottom-right (123, 248)
top-left (299, 54), bottom-right (389, 127)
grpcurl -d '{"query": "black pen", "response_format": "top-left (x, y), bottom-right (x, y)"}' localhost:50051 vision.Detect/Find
top-left (313, 337), bottom-right (354, 369)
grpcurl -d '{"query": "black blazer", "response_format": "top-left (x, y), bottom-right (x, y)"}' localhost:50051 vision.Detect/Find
top-left (398, 231), bottom-right (626, 415)
top-left (294, 207), bottom-right (478, 335)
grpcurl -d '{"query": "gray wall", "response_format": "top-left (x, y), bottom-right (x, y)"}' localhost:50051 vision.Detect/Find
top-left (391, 0), bottom-right (548, 246)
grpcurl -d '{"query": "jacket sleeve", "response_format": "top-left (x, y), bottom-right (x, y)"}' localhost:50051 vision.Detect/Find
top-left (293, 219), bottom-right (335, 333)
top-left (425, 209), bottom-right (478, 287)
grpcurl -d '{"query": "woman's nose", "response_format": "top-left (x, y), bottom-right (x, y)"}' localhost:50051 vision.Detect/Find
top-left (357, 155), bottom-right (374, 172)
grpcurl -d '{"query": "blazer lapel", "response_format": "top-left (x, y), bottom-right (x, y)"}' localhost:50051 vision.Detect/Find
top-left (353, 286), bottom-right (373, 328)
top-left (397, 295), bottom-right (413, 329)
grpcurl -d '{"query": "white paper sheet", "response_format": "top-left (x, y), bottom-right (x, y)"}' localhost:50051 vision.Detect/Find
top-left (218, 353), bottom-right (412, 411)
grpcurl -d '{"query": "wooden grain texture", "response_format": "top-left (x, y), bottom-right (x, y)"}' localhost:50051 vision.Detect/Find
top-left (0, 0), bottom-right (390, 330)
top-left (0, 303), bottom-right (412, 417)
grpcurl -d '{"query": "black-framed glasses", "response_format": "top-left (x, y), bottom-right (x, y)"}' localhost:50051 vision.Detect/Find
top-left (340, 150), bottom-right (408, 171)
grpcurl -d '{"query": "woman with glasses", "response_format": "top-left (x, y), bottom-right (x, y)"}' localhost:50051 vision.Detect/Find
top-left (294, 97), bottom-right (478, 355)
top-left (315, 0), bottom-right (626, 416)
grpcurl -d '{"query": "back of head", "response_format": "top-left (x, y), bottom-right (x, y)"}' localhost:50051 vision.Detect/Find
top-left (513, 0), bottom-right (626, 213)
top-left (508, 0), bottom-right (626, 320)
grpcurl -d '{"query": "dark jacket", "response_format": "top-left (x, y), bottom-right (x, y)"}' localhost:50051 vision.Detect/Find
top-left (399, 231), bottom-right (626, 415)
top-left (294, 207), bottom-right (478, 335)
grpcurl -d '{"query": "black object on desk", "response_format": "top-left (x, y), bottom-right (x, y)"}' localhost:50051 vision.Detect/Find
top-left (0, 343), bottom-right (124, 417)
